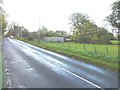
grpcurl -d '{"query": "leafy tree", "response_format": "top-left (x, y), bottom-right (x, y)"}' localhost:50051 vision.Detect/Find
top-left (40, 26), bottom-right (48, 37)
top-left (27, 31), bottom-right (39, 41)
top-left (54, 30), bottom-right (67, 37)
top-left (96, 27), bottom-right (114, 44)
top-left (70, 13), bottom-right (97, 43)
top-left (106, 0), bottom-right (120, 32)
top-left (7, 23), bottom-right (23, 37)
top-left (5, 26), bottom-right (15, 37)
top-left (21, 28), bottom-right (29, 38)
top-left (0, 3), bottom-right (7, 34)
top-left (70, 13), bottom-right (114, 44)
top-left (45, 30), bottom-right (55, 37)
top-left (2, 14), bottom-right (7, 33)
top-left (6, 23), bottom-right (29, 39)
top-left (69, 13), bottom-right (89, 32)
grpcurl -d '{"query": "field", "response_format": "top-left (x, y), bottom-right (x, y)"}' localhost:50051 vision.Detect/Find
top-left (17, 38), bottom-right (119, 71)
top-left (110, 40), bottom-right (120, 45)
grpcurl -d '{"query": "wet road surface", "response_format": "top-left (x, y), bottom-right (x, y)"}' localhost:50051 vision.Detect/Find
top-left (3, 38), bottom-right (118, 88)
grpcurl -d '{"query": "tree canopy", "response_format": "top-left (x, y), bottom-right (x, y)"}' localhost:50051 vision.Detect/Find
top-left (106, 0), bottom-right (120, 32)
top-left (70, 13), bottom-right (114, 44)
top-left (0, 1), bottom-right (7, 34)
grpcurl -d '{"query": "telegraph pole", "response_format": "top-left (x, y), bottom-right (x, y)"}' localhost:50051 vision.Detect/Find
top-left (38, 6), bottom-right (41, 42)
top-left (20, 23), bottom-right (22, 38)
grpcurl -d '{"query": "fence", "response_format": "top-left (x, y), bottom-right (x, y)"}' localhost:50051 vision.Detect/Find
top-left (42, 42), bottom-right (118, 56)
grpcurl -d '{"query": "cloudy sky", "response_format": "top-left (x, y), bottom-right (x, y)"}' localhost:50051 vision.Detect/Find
top-left (3, 0), bottom-right (116, 32)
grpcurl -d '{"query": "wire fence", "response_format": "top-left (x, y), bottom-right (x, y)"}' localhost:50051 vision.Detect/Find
top-left (42, 42), bottom-right (118, 56)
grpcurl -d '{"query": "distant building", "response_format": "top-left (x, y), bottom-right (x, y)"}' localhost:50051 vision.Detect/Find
top-left (43, 37), bottom-right (64, 42)
top-left (65, 35), bottom-right (72, 42)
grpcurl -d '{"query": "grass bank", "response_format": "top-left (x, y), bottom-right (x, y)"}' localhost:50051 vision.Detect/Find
top-left (0, 52), bottom-right (2, 89)
top-left (0, 35), bottom-right (7, 89)
top-left (0, 34), bottom-right (2, 89)
top-left (17, 38), bottom-right (119, 72)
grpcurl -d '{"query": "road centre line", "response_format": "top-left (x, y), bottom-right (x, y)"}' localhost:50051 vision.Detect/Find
top-left (62, 68), bottom-right (104, 90)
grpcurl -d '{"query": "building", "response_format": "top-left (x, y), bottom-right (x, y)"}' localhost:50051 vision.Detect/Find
top-left (43, 37), bottom-right (64, 42)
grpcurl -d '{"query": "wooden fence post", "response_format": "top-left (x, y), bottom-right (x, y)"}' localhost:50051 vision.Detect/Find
top-left (106, 46), bottom-right (109, 54)
top-left (94, 45), bottom-right (97, 52)
top-left (83, 44), bottom-right (86, 50)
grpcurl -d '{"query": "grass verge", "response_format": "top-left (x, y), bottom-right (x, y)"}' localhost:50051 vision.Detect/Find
top-left (0, 35), bottom-right (2, 89)
top-left (17, 38), bottom-right (119, 72)
top-left (0, 49), bottom-right (2, 89)
top-left (0, 36), bottom-right (7, 89)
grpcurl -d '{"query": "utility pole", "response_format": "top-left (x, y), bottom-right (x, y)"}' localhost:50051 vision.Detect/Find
top-left (20, 24), bottom-right (22, 38)
top-left (38, 6), bottom-right (41, 42)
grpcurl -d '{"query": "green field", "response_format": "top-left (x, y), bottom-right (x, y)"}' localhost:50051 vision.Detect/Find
top-left (17, 38), bottom-right (119, 71)
top-left (110, 40), bottom-right (120, 45)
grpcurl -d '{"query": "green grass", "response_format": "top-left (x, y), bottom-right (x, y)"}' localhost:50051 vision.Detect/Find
top-left (0, 35), bottom-right (2, 89)
top-left (17, 38), bottom-right (119, 72)
top-left (110, 40), bottom-right (120, 45)
top-left (0, 53), bottom-right (2, 89)
top-left (0, 35), bottom-right (7, 89)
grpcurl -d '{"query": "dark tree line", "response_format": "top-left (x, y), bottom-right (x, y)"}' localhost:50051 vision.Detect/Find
top-left (6, 24), bottom-right (67, 41)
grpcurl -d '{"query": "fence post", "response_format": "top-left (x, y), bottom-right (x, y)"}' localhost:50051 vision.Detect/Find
top-left (83, 44), bottom-right (86, 50)
top-left (94, 45), bottom-right (97, 52)
top-left (106, 46), bottom-right (109, 54)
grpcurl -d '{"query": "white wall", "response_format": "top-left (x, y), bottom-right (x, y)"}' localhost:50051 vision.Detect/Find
top-left (43, 37), bottom-right (64, 42)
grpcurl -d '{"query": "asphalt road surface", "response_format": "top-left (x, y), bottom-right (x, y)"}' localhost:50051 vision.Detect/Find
top-left (3, 38), bottom-right (118, 88)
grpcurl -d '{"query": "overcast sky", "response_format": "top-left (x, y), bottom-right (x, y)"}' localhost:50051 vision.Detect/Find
top-left (3, 0), bottom-right (116, 32)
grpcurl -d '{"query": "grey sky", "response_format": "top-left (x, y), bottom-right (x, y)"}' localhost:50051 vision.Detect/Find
top-left (3, 0), bottom-right (116, 32)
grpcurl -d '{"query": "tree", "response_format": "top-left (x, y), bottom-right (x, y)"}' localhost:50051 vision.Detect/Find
top-left (69, 13), bottom-right (90, 42)
top-left (69, 13), bottom-right (89, 32)
top-left (0, 2), bottom-right (7, 34)
top-left (96, 27), bottom-right (114, 44)
top-left (40, 26), bottom-right (48, 37)
top-left (54, 30), bottom-right (67, 37)
top-left (70, 13), bottom-right (114, 44)
top-left (45, 30), bottom-right (55, 37)
top-left (106, 0), bottom-right (120, 32)
top-left (2, 14), bottom-right (7, 33)
top-left (5, 25), bottom-right (15, 37)
top-left (21, 28), bottom-right (29, 38)
top-left (70, 13), bottom-right (97, 43)
top-left (27, 31), bottom-right (39, 41)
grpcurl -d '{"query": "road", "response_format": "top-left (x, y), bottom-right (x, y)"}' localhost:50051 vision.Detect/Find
top-left (3, 38), bottom-right (118, 88)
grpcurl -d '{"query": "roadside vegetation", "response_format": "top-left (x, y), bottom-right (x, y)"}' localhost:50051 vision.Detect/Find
top-left (0, 35), bottom-right (2, 89)
top-left (0, 0), bottom-right (7, 89)
top-left (0, 35), bottom-right (6, 89)
top-left (17, 38), bottom-right (119, 71)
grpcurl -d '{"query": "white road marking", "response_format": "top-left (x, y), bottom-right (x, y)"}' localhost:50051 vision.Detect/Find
top-left (62, 68), bottom-right (104, 90)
